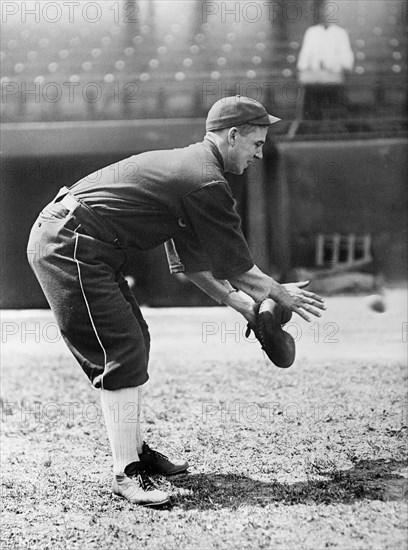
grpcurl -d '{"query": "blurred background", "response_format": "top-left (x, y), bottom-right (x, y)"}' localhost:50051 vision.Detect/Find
top-left (1, 0), bottom-right (407, 308)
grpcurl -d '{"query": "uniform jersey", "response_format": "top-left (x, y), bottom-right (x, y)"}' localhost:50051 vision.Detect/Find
top-left (70, 137), bottom-right (254, 280)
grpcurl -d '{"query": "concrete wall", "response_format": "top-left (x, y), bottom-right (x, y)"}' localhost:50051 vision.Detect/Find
top-left (273, 138), bottom-right (407, 279)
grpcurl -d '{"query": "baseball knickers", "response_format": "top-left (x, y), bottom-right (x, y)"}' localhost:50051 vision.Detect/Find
top-left (27, 189), bottom-right (150, 390)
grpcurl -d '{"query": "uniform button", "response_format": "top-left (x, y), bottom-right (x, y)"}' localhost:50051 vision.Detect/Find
top-left (178, 217), bottom-right (186, 227)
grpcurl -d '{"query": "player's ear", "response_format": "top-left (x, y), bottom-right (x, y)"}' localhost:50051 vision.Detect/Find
top-left (227, 127), bottom-right (238, 146)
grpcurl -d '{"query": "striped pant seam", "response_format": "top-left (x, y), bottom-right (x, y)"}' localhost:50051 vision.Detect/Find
top-left (73, 228), bottom-right (107, 390)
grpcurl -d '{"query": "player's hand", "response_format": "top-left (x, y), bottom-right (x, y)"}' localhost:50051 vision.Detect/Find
top-left (223, 290), bottom-right (257, 325)
top-left (272, 280), bottom-right (326, 322)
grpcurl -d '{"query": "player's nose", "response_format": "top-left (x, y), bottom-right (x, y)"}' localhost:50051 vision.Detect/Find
top-left (254, 150), bottom-right (263, 160)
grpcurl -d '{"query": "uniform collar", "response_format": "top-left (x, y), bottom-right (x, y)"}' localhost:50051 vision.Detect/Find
top-left (203, 136), bottom-right (225, 172)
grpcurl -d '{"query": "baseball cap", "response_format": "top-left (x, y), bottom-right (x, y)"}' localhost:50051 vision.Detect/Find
top-left (206, 95), bottom-right (281, 131)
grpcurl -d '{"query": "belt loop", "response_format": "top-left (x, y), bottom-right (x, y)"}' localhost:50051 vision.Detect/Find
top-left (53, 186), bottom-right (70, 203)
top-left (60, 194), bottom-right (79, 213)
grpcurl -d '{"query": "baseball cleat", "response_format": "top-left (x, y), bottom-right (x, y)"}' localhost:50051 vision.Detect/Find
top-left (113, 467), bottom-right (170, 507)
top-left (138, 442), bottom-right (189, 476)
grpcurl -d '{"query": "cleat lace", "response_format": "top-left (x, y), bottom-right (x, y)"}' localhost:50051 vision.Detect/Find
top-left (137, 471), bottom-right (156, 492)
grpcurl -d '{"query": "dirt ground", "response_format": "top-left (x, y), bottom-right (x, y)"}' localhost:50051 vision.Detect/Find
top-left (1, 288), bottom-right (407, 549)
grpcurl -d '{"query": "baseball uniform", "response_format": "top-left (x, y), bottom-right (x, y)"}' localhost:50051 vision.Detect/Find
top-left (27, 137), bottom-right (254, 391)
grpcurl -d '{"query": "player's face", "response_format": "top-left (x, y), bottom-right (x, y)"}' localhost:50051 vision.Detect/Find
top-left (227, 126), bottom-right (268, 175)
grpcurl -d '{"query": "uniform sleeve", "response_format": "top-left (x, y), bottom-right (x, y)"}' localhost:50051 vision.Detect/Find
top-left (164, 239), bottom-right (186, 273)
top-left (179, 182), bottom-right (254, 279)
top-left (164, 233), bottom-right (211, 273)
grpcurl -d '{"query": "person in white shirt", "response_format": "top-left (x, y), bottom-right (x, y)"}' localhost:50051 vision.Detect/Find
top-left (297, 14), bottom-right (354, 120)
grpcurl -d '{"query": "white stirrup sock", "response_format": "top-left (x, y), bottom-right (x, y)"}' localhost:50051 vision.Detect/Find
top-left (135, 386), bottom-right (144, 456)
top-left (100, 386), bottom-right (143, 476)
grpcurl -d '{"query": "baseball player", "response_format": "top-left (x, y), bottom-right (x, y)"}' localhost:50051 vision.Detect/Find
top-left (27, 96), bottom-right (325, 507)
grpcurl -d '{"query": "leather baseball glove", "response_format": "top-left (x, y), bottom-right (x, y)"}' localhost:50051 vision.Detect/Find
top-left (245, 299), bottom-right (295, 368)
